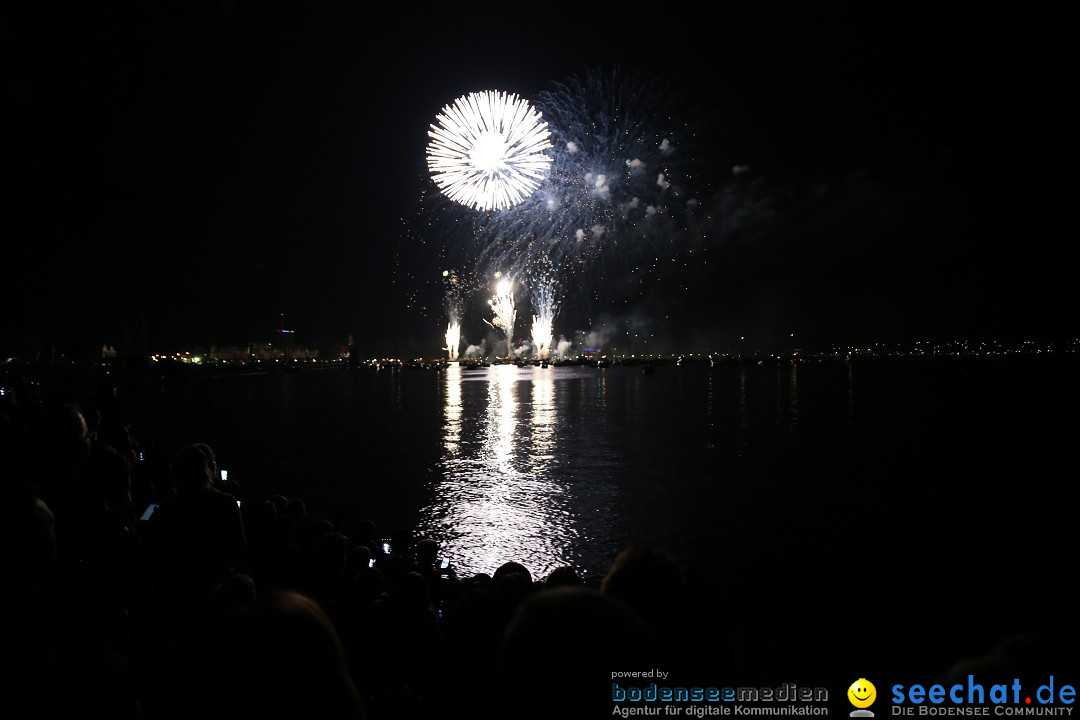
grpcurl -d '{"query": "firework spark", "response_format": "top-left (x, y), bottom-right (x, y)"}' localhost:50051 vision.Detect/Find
top-left (485, 275), bottom-right (517, 359)
top-left (407, 69), bottom-right (718, 358)
top-left (445, 321), bottom-right (461, 362)
top-left (467, 68), bottom-right (703, 309)
top-left (529, 260), bottom-right (562, 360)
top-left (427, 90), bottom-right (553, 212)
top-left (442, 269), bottom-right (472, 361)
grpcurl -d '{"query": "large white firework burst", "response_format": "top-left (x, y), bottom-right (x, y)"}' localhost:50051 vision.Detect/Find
top-left (427, 90), bottom-right (553, 211)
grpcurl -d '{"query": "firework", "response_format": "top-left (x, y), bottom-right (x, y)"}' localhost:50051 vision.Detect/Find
top-left (485, 274), bottom-right (517, 359)
top-left (427, 90), bottom-right (553, 212)
top-left (408, 69), bottom-right (717, 356)
top-left (529, 259), bottom-right (562, 360)
top-left (444, 321), bottom-right (461, 362)
top-left (530, 315), bottom-right (553, 360)
top-left (441, 269), bottom-right (471, 360)
top-left (468, 68), bottom-right (703, 310)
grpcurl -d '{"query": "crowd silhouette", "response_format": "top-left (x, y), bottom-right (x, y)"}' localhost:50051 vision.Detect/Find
top-left (2, 369), bottom-right (1071, 719)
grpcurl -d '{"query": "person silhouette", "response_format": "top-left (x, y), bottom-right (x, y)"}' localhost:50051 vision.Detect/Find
top-left (196, 588), bottom-right (368, 719)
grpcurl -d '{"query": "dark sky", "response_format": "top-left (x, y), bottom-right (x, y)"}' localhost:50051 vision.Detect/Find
top-left (5, 1), bottom-right (1075, 358)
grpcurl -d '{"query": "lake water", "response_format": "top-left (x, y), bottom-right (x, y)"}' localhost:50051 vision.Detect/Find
top-left (123, 354), bottom-right (1077, 681)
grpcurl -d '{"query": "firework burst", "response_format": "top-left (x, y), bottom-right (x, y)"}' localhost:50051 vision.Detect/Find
top-left (405, 69), bottom-right (718, 357)
top-left (427, 90), bottom-right (554, 212)
top-left (469, 68), bottom-right (704, 308)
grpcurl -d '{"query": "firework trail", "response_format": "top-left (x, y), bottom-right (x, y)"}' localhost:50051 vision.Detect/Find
top-left (441, 268), bottom-right (477, 361)
top-left (444, 321), bottom-right (461, 362)
top-left (484, 274), bottom-right (517, 359)
top-left (443, 270), bottom-right (462, 362)
top-left (529, 258), bottom-right (562, 360)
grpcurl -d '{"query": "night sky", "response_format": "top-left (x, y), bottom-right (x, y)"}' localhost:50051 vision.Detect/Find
top-left (5, 2), bottom-right (1075, 358)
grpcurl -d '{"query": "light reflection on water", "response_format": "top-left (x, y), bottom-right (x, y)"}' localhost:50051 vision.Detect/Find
top-left (417, 364), bottom-right (609, 580)
top-left (129, 356), bottom-right (1076, 619)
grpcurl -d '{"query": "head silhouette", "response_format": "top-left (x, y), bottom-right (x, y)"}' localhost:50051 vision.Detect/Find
top-left (174, 444), bottom-right (213, 493)
top-left (32, 402), bottom-right (91, 474)
top-left (496, 586), bottom-right (654, 719)
top-left (197, 588), bottom-right (367, 719)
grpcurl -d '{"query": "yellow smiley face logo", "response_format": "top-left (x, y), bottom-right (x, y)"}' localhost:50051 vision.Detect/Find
top-left (848, 679), bottom-right (876, 708)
